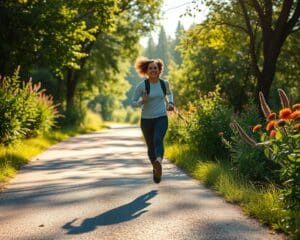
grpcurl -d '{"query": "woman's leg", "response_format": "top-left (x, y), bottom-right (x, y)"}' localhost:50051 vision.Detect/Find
top-left (140, 118), bottom-right (156, 163)
top-left (153, 116), bottom-right (168, 159)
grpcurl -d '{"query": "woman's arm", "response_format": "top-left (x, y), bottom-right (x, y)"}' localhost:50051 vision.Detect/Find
top-left (131, 82), bottom-right (144, 107)
top-left (165, 80), bottom-right (174, 111)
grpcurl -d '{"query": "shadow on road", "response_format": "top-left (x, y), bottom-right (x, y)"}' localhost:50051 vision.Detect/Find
top-left (62, 190), bottom-right (158, 235)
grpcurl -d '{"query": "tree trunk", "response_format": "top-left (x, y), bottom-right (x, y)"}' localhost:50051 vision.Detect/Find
top-left (66, 68), bottom-right (79, 114)
top-left (65, 40), bottom-right (96, 114)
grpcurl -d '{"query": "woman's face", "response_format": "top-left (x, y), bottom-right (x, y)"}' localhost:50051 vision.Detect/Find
top-left (147, 62), bottom-right (160, 79)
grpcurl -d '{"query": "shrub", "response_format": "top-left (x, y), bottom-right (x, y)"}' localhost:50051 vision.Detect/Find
top-left (0, 68), bottom-right (58, 144)
top-left (225, 103), bottom-right (279, 182)
top-left (165, 110), bottom-right (188, 145)
top-left (187, 86), bottom-right (233, 159)
top-left (80, 110), bottom-right (103, 131)
top-left (230, 89), bottom-right (300, 238)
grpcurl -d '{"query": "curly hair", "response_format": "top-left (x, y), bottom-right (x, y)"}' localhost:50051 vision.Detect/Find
top-left (135, 56), bottom-right (164, 78)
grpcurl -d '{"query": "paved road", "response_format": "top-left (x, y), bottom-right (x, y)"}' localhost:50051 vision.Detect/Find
top-left (0, 125), bottom-right (286, 240)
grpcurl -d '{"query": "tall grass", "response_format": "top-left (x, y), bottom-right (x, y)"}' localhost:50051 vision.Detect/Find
top-left (165, 144), bottom-right (292, 237)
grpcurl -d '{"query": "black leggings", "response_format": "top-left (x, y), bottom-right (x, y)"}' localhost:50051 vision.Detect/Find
top-left (140, 116), bottom-right (168, 164)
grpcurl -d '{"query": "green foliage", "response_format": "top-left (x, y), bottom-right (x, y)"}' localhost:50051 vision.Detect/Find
top-left (80, 110), bottom-right (103, 131)
top-left (276, 30), bottom-right (300, 101)
top-left (231, 90), bottom-right (300, 238)
top-left (165, 144), bottom-right (292, 239)
top-left (201, 1), bottom-right (300, 101)
top-left (0, 68), bottom-right (58, 145)
top-left (261, 118), bottom-right (300, 237)
top-left (174, 22), bottom-right (252, 111)
top-left (225, 103), bottom-right (279, 182)
top-left (187, 86), bottom-right (233, 159)
top-left (111, 106), bottom-right (140, 124)
top-left (165, 113), bottom-right (188, 145)
top-left (0, 0), bottom-right (118, 76)
top-left (1, 1), bottom-right (163, 124)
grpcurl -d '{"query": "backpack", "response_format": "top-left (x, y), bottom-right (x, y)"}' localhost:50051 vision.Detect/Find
top-left (144, 79), bottom-right (166, 96)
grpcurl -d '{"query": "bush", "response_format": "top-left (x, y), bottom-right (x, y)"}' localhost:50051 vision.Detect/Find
top-left (231, 89), bottom-right (300, 238)
top-left (60, 107), bottom-right (84, 127)
top-left (0, 68), bottom-right (58, 145)
top-left (80, 110), bottom-right (103, 131)
top-left (187, 86), bottom-right (233, 159)
top-left (227, 103), bottom-right (279, 182)
top-left (165, 111), bottom-right (188, 145)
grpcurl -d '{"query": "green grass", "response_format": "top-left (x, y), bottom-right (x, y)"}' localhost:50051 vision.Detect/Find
top-left (0, 111), bottom-right (107, 186)
top-left (165, 143), bottom-right (296, 238)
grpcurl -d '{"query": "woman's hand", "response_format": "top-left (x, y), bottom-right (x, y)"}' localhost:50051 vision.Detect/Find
top-left (167, 102), bottom-right (174, 111)
top-left (141, 90), bottom-right (148, 104)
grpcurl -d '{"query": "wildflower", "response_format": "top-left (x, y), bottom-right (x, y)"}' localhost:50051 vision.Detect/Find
top-left (232, 121), bottom-right (257, 146)
top-left (259, 92), bottom-right (271, 119)
top-left (218, 132), bottom-right (224, 137)
top-left (292, 103), bottom-right (300, 111)
top-left (289, 110), bottom-right (300, 120)
top-left (277, 119), bottom-right (287, 127)
top-left (252, 124), bottom-right (262, 133)
top-left (279, 108), bottom-right (292, 119)
top-left (266, 112), bottom-right (276, 121)
top-left (270, 130), bottom-right (276, 139)
top-left (294, 123), bottom-right (300, 130)
top-left (270, 130), bottom-right (276, 138)
top-left (266, 120), bottom-right (276, 131)
top-left (278, 89), bottom-right (290, 108)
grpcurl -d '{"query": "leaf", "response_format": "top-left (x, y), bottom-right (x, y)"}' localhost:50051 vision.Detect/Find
top-left (272, 144), bottom-right (279, 155)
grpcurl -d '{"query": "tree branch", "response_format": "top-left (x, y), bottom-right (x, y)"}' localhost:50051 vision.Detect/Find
top-left (275, 0), bottom-right (293, 33)
top-left (286, 0), bottom-right (300, 34)
top-left (211, 19), bottom-right (248, 34)
top-left (238, 0), bottom-right (261, 78)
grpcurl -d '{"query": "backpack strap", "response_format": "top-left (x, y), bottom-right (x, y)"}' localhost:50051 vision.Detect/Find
top-left (144, 78), bottom-right (166, 96)
top-left (159, 79), bottom-right (166, 96)
top-left (144, 79), bottom-right (150, 95)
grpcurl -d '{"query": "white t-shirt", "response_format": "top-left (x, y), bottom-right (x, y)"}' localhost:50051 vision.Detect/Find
top-left (132, 79), bottom-right (174, 119)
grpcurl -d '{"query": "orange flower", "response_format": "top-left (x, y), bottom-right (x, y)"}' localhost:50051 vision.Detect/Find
top-left (252, 124), bottom-right (262, 133)
top-left (270, 130), bottom-right (276, 139)
top-left (292, 103), bottom-right (300, 111)
top-left (279, 108), bottom-right (292, 119)
top-left (289, 110), bottom-right (300, 120)
top-left (266, 120), bottom-right (276, 131)
top-left (266, 112), bottom-right (276, 121)
top-left (277, 119), bottom-right (286, 127)
top-left (294, 123), bottom-right (300, 130)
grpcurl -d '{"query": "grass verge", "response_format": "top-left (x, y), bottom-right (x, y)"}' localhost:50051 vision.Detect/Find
top-left (165, 143), bottom-right (297, 239)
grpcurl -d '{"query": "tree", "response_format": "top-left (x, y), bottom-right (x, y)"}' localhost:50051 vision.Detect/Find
top-left (0, 0), bottom-right (162, 120)
top-left (201, 0), bottom-right (300, 100)
top-left (63, 0), bottom-right (162, 114)
top-left (172, 21), bottom-right (253, 111)
top-left (170, 21), bottom-right (185, 65)
top-left (155, 26), bottom-right (171, 76)
top-left (144, 36), bottom-right (157, 59)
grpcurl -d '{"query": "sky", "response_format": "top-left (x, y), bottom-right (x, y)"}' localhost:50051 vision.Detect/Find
top-left (140, 0), bottom-right (208, 46)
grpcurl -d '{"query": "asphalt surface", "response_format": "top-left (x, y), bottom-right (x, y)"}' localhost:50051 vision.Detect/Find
top-left (0, 125), bottom-right (286, 240)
